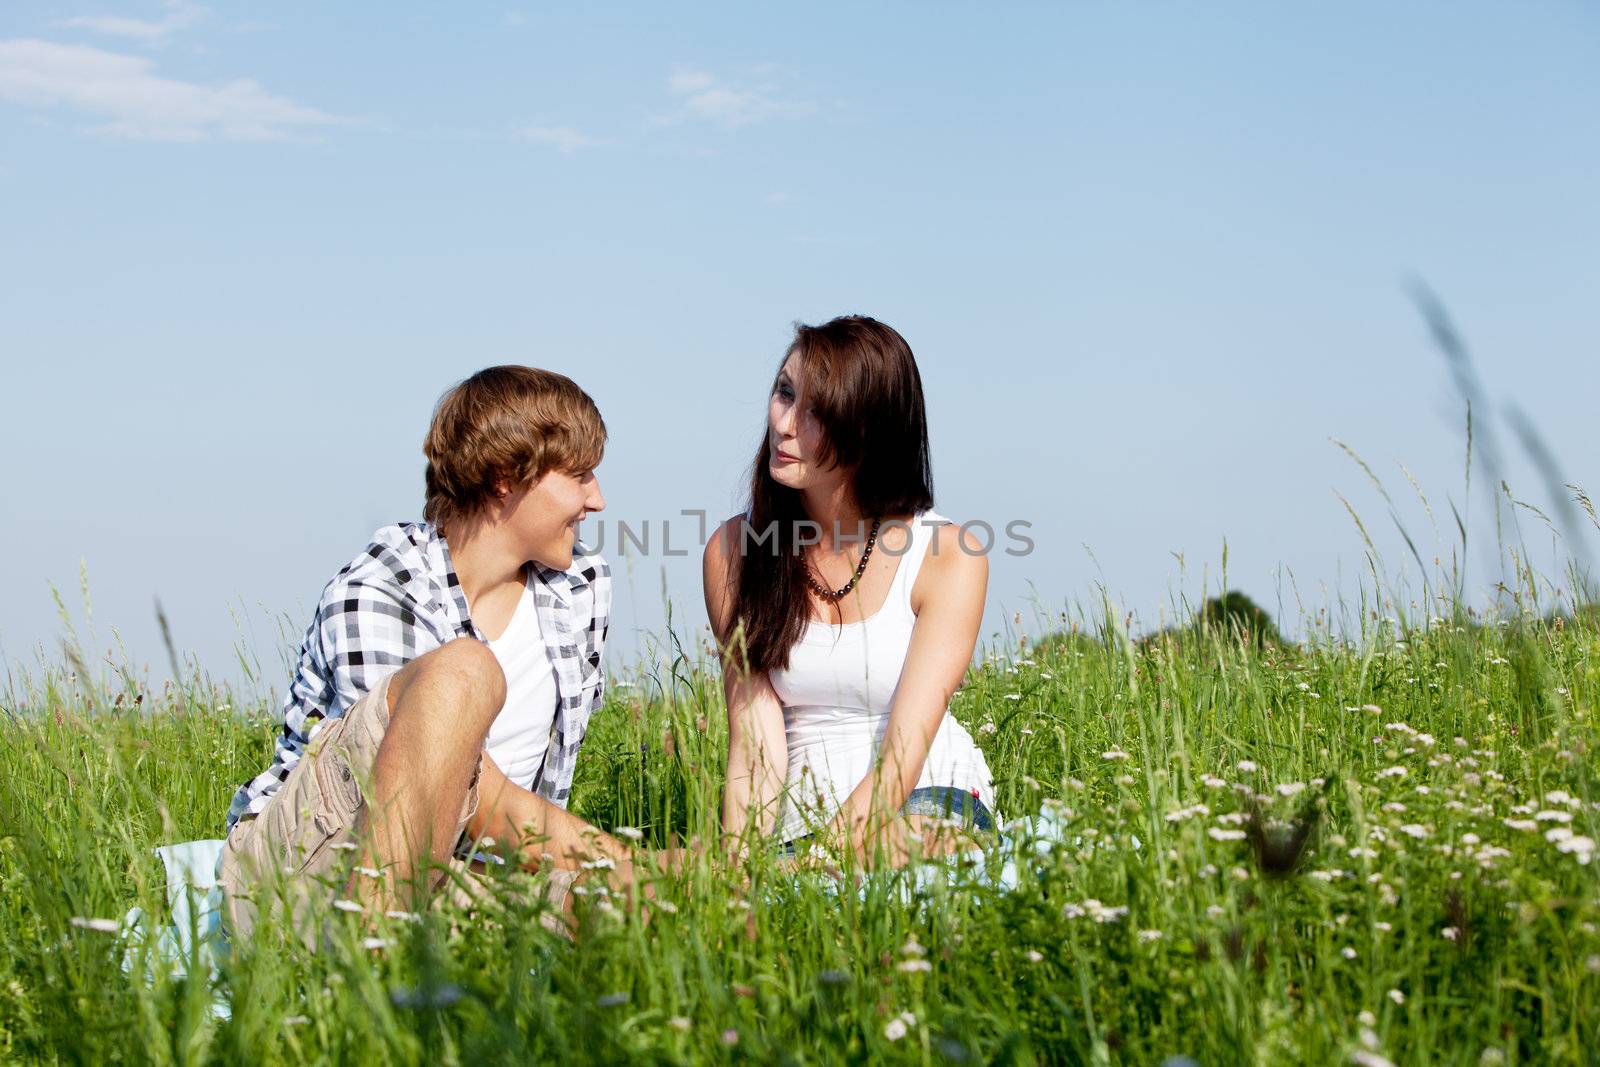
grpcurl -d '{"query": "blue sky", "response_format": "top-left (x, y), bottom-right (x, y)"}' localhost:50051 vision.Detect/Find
top-left (2, 2), bottom-right (1596, 695)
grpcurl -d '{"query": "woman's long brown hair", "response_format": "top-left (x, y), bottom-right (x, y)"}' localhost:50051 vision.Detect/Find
top-left (727, 316), bottom-right (934, 674)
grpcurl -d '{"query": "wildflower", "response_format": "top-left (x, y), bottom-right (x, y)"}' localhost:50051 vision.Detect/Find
top-left (1115, 774), bottom-right (1135, 786)
top-left (1023, 775), bottom-right (1042, 790)
top-left (1460, 833), bottom-right (1480, 846)
top-left (385, 910), bottom-right (422, 923)
top-left (667, 1016), bottom-right (691, 1031)
top-left (897, 959), bottom-right (932, 973)
top-left (1357, 1010), bottom-right (1376, 1026)
top-left (1137, 929), bottom-right (1163, 943)
top-left (979, 721), bottom-right (997, 736)
top-left (615, 826), bottom-right (644, 841)
top-left (1102, 749), bottom-right (1130, 761)
top-left (332, 899), bottom-right (363, 914)
top-left (1399, 824), bottom-right (1430, 839)
top-left (1206, 905), bottom-right (1226, 919)
top-left (1441, 927), bottom-right (1459, 942)
top-left (1004, 693), bottom-right (1022, 701)
top-left (1025, 949), bottom-right (1044, 963)
top-left (1362, 704), bottom-right (1382, 714)
top-left (1374, 921), bottom-right (1392, 932)
top-left (356, 866), bottom-right (382, 879)
top-left (1309, 869), bottom-right (1345, 882)
top-left (1388, 988), bottom-right (1406, 1005)
top-left (884, 1013), bottom-right (915, 1041)
top-left (1236, 759), bottom-right (1258, 773)
top-left (721, 1029), bottom-right (739, 1046)
top-left (1381, 802), bottom-right (1406, 813)
top-left (68, 917), bottom-right (119, 934)
top-left (1555, 835), bottom-right (1596, 863)
top-left (361, 937), bottom-right (393, 951)
top-left (1503, 818), bottom-right (1538, 832)
top-left (1200, 774), bottom-right (1228, 789)
top-left (284, 1015), bottom-right (309, 1026)
top-left (580, 856), bottom-right (616, 870)
top-left (329, 842), bottom-right (359, 852)
top-left (1352, 1050), bottom-right (1396, 1067)
top-left (1209, 828), bottom-right (1246, 841)
top-left (1479, 1050), bottom-right (1507, 1066)
top-left (1276, 782), bottom-right (1306, 797)
top-left (1376, 766), bottom-right (1408, 780)
top-left (1166, 803), bottom-right (1210, 823)
top-left (1534, 810), bottom-right (1572, 823)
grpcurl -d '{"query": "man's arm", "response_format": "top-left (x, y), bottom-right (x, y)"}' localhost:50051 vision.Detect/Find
top-left (469, 753), bottom-right (631, 872)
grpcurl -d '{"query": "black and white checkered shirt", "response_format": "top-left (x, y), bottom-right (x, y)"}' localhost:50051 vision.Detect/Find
top-left (226, 521), bottom-right (609, 830)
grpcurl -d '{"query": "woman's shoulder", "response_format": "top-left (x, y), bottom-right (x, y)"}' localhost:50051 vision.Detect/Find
top-left (911, 513), bottom-right (987, 606)
top-left (704, 513), bottom-right (748, 565)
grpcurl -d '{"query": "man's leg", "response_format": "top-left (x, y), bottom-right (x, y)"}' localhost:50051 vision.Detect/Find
top-left (353, 636), bottom-right (506, 913)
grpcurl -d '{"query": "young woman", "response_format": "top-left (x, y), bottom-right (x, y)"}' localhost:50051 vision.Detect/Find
top-left (703, 315), bottom-right (998, 865)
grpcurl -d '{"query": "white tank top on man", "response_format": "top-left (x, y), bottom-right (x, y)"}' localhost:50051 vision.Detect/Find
top-left (767, 510), bottom-right (997, 843)
top-left (483, 576), bottom-right (559, 791)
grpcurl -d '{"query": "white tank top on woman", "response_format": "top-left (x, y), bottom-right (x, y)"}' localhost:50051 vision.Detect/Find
top-left (767, 510), bottom-right (997, 843)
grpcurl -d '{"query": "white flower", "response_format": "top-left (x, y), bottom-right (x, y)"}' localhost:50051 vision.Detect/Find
top-left (332, 899), bottom-right (363, 913)
top-left (1555, 835), bottom-right (1596, 863)
top-left (1200, 774), bottom-right (1228, 789)
top-left (615, 826), bottom-right (644, 841)
top-left (1534, 810), bottom-right (1573, 823)
top-left (1358, 1010), bottom-right (1376, 1026)
top-left (896, 959), bottom-right (932, 973)
top-left (1388, 988), bottom-right (1406, 1005)
top-left (1025, 949), bottom-right (1044, 963)
top-left (1205, 905), bottom-right (1226, 919)
top-left (1276, 782), bottom-right (1306, 797)
top-left (1374, 921), bottom-right (1392, 932)
top-left (1399, 824), bottom-right (1431, 839)
top-left (900, 937), bottom-right (925, 957)
top-left (361, 937), bottom-right (393, 951)
top-left (68, 917), bottom-right (119, 934)
top-left (581, 856), bottom-right (616, 870)
top-left (1376, 766), bottom-right (1408, 780)
top-left (667, 1016), bottom-right (691, 1031)
top-left (1352, 1050), bottom-right (1397, 1067)
top-left (1441, 927), bottom-right (1459, 941)
top-left (1166, 804), bottom-right (1211, 823)
top-left (1209, 828), bottom-right (1247, 841)
top-left (384, 910), bottom-right (422, 923)
top-left (1137, 929), bottom-right (1163, 943)
top-left (884, 1012), bottom-right (916, 1040)
top-left (1004, 693), bottom-right (1022, 701)
top-left (1102, 749), bottom-right (1131, 761)
top-left (1503, 819), bottom-right (1539, 832)
top-left (979, 721), bottom-right (998, 736)
top-left (1236, 759), bottom-right (1258, 773)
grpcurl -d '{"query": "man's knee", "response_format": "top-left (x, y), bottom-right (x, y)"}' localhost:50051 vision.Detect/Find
top-left (390, 637), bottom-right (507, 726)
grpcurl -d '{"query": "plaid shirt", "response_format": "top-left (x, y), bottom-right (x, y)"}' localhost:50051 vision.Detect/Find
top-left (226, 521), bottom-right (609, 831)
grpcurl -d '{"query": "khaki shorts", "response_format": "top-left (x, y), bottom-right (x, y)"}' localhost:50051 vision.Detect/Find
top-left (220, 671), bottom-right (484, 946)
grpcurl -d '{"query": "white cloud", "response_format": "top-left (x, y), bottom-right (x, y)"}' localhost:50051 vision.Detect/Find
top-left (663, 66), bottom-right (814, 129)
top-left (0, 38), bottom-right (346, 141)
top-left (57, 1), bottom-right (208, 44)
top-left (515, 124), bottom-right (607, 153)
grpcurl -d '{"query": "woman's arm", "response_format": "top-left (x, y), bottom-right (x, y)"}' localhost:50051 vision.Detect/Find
top-left (703, 519), bottom-right (789, 848)
top-left (826, 522), bottom-right (988, 859)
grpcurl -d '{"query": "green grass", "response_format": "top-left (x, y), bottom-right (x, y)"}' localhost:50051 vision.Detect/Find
top-left (2, 594), bottom-right (1598, 1065)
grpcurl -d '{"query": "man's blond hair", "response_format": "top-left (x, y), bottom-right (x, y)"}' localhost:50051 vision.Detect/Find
top-left (422, 366), bottom-right (605, 533)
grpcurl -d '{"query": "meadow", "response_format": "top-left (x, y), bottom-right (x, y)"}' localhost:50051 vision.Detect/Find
top-left (1, 578), bottom-right (1597, 1065)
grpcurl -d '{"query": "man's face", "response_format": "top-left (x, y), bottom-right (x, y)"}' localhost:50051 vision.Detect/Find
top-left (503, 466), bottom-right (605, 570)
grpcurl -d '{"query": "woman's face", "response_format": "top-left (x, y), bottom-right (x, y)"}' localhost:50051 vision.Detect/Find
top-left (767, 351), bottom-right (838, 492)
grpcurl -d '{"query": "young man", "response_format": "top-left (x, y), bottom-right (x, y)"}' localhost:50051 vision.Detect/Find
top-left (221, 366), bottom-right (631, 941)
